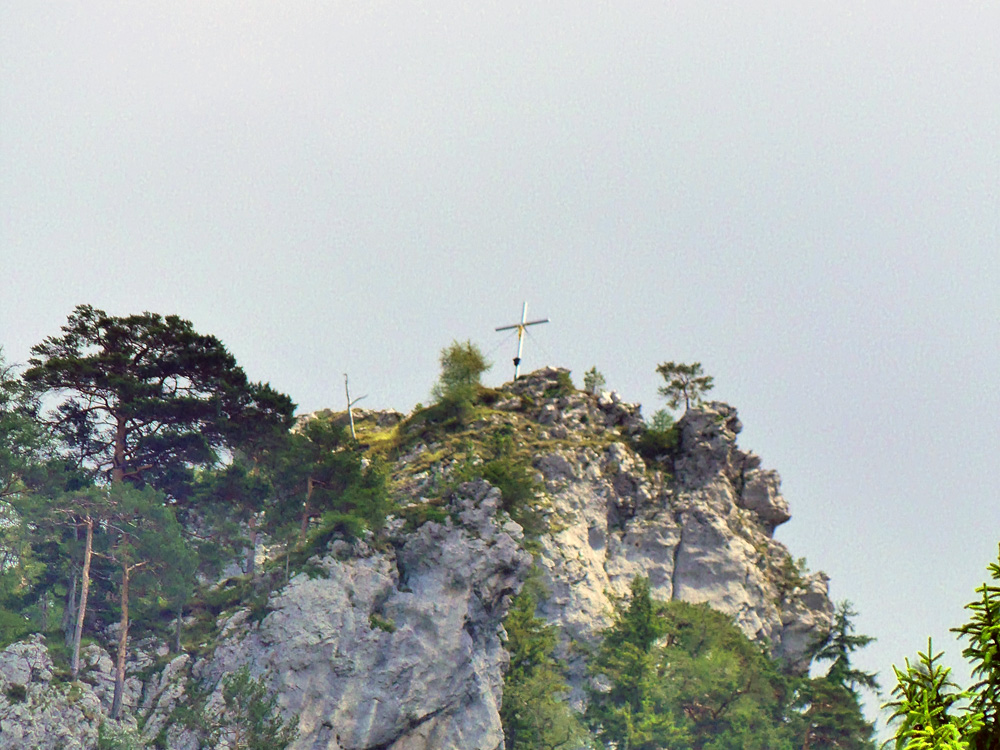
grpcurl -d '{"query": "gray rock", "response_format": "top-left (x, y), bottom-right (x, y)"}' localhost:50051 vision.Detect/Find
top-left (533, 402), bottom-right (833, 700)
top-left (199, 479), bottom-right (532, 750)
top-left (0, 635), bottom-right (103, 750)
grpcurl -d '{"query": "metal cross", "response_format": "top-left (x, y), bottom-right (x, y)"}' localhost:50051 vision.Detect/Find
top-left (495, 302), bottom-right (549, 381)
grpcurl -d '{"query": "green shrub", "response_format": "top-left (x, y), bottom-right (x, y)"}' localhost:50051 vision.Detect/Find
top-left (4, 683), bottom-right (27, 704)
top-left (481, 457), bottom-right (543, 536)
top-left (369, 613), bottom-right (396, 633)
top-left (501, 585), bottom-right (587, 750)
top-left (635, 415), bottom-right (679, 463)
top-left (97, 722), bottom-right (147, 750)
top-left (397, 503), bottom-right (450, 532)
top-left (543, 371), bottom-right (574, 399)
top-left (584, 366), bottom-right (606, 394)
top-left (208, 667), bottom-right (299, 750)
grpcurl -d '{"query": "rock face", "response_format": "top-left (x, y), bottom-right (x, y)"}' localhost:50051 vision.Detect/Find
top-left (531, 397), bottom-right (831, 690)
top-left (0, 368), bottom-right (834, 749)
top-left (192, 480), bottom-right (532, 750)
top-left (0, 635), bottom-right (129, 750)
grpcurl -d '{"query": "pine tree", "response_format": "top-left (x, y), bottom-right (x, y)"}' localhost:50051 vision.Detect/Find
top-left (886, 546), bottom-right (1000, 749)
top-left (23, 304), bottom-right (294, 489)
top-left (885, 641), bottom-right (983, 750)
top-left (583, 367), bottom-right (606, 395)
top-left (655, 361), bottom-right (714, 411)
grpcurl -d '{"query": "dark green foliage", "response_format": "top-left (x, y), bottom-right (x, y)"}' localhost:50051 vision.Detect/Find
top-left (369, 613), bottom-right (396, 633)
top-left (796, 679), bottom-right (876, 750)
top-left (4, 683), bottom-right (27, 703)
top-left (795, 601), bottom-right (878, 749)
top-left (0, 350), bottom-right (45, 501)
top-left (584, 577), bottom-right (880, 750)
top-left (480, 457), bottom-right (542, 535)
top-left (656, 361), bottom-right (714, 411)
top-left (308, 457), bottom-right (392, 547)
top-left (450, 423), bottom-right (543, 536)
top-left (635, 408), bottom-right (678, 463)
top-left (23, 304), bottom-right (295, 490)
top-left (543, 371), bottom-right (574, 398)
top-left (585, 577), bottom-right (689, 750)
top-left (659, 600), bottom-right (796, 750)
top-left (811, 601), bottom-right (879, 695)
top-left (396, 501), bottom-right (450, 532)
top-left (209, 667), bottom-right (299, 750)
top-left (96, 722), bottom-right (147, 750)
top-left (501, 584), bottom-right (587, 750)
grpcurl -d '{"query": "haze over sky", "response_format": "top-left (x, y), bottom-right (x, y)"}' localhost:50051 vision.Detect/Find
top-left (2, 1), bottom-right (998, 733)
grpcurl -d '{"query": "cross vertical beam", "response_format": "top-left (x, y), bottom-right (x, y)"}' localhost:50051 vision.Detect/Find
top-left (495, 302), bottom-right (550, 381)
top-left (344, 374), bottom-right (366, 440)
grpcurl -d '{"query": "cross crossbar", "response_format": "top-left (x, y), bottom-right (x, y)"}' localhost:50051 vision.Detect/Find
top-left (495, 302), bottom-right (549, 380)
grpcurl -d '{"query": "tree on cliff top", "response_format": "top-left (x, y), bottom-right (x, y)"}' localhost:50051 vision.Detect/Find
top-left (23, 304), bottom-right (295, 490)
top-left (432, 339), bottom-right (491, 399)
top-left (430, 339), bottom-right (491, 425)
top-left (656, 361), bottom-right (714, 411)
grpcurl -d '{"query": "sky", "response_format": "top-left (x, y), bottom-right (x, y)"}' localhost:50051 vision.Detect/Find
top-left (2, 1), bottom-right (998, 734)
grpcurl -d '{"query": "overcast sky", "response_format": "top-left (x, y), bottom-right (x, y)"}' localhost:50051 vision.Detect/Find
top-left (2, 1), bottom-right (998, 733)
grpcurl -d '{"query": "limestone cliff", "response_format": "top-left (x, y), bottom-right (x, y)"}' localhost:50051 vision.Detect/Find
top-left (0, 368), bottom-right (832, 750)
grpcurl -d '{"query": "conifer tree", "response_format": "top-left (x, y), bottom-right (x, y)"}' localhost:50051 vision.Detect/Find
top-left (585, 577), bottom-right (689, 750)
top-left (656, 361), bottom-right (714, 411)
top-left (886, 546), bottom-right (1000, 749)
top-left (796, 601), bottom-right (878, 749)
top-left (501, 586), bottom-right (586, 750)
top-left (953, 550), bottom-right (1000, 749)
top-left (209, 667), bottom-right (299, 750)
top-left (583, 367), bottom-right (606, 395)
top-left (23, 304), bottom-right (294, 489)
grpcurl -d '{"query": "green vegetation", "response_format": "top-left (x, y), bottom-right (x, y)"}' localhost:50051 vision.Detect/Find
top-left (584, 576), bottom-right (877, 750)
top-left (0, 307), bottom-right (394, 732)
top-left (97, 722), bottom-right (147, 750)
top-left (886, 546), bottom-right (1000, 749)
top-left (501, 583), bottom-right (588, 750)
top-left (635, 408), bottom-right (679, 463)
top-left (2, 318), bottom-right (892, 749)
top-left (797, 601), bottom-right (878, 749)
top-left (431, 339), bottom-right (492, 425)
top-left (656, 361), bottom-right (715, 411)
top-left (583, 367), bottom-right (606, 395)
top-left (208, 667), bottom-right (299, 750)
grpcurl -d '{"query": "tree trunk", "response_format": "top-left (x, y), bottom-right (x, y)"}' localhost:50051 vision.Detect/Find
top-left (63, 569), bottom-right (77, 648)
top-left (70, 516), bottom-right (93, 680)
top-left (298, 477), bottom-right (315, 545)
top-left (174, 603), bottom-right (182, 654)
top-left (110, 562), bottom-right (130, 719)
top-left (112, 415), bottom-right (127, 483)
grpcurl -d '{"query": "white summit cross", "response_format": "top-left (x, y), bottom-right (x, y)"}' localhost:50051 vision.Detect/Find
top-left (495, 302), bottom-right (549, 381)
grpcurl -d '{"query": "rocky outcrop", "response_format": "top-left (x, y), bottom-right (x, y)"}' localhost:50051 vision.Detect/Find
top-left (0, 635), bottom-right (138, 750)
top-left (188, 480), bottom-right (532, 750)
top-left (532, 398), bottom-right (831, 692)
top-left (0, 370), bottom-right (834, 748)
